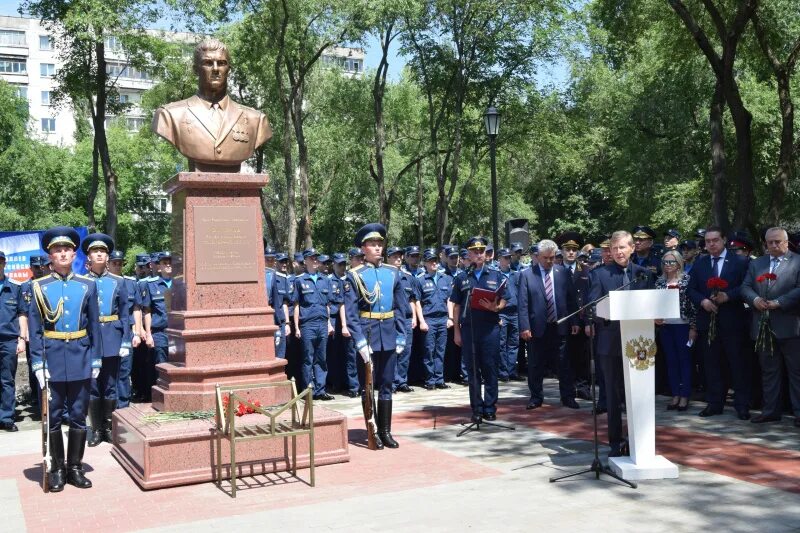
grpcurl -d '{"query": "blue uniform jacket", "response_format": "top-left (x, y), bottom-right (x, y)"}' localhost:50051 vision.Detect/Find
top-left (417, 271), bottom-right (453, 319)
top-left (293, 273), bottom-right (332, 323)
top-left (0, 278), bottom-right (26, 340)
top-left (265, 268), bottom-right (275, 302)
top-left (344, 263), bottom-right (408, 352)
top-left (686, 252), bottom-right (749, 332)
top-left (270, 272), bottom-right (293, 325)
top-left (141, 277), bottom-right (172, 331)
top-left (497, 268), bottom-right (519, 314)
top-left (89, 271), bottom-right (131, 357)
top-left (517, 264), bottom-right (578, 337)
top-left (29, 273), bottom-right (103, 381)
top-left (328, 274), bottom-right (345, 318)
top-left (398, 268), bottom-right (419, 319)
top-left (450, 266), bottom-right (511, 327)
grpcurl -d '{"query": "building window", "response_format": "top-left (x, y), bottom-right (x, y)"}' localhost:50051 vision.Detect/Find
top-left (118, 93), bottom-right (129, 103)
top-left (40, 63), bottom-right (56, 77)
top-left (158, 198), bottom-right (168, 212)
top-left (13, 85), bottom-right (27, 99)
top-left (0, 58), bottom-right (27, 74)
top-left (41, 118), bottom-right (55, 133)
top-left (41, 90), bottom-right (51, 105)
top-left (39, 35), bottom-right (53, 50)
top-left (106, 62), bottom-right (151, 81)
top-left (126, 117), bottom-right (145, 131)
top-left (104, 36), bottom-right (123, 52)
top-left (0, 30), bottom-right (26, 46)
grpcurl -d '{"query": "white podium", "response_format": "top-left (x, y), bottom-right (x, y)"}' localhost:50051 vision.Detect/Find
top-left (596, 289), bottom-right (680, 480)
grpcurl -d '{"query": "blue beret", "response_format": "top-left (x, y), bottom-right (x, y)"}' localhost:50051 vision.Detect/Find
top-left (464, 236), bottom-right (488, 250)
top-left (109, 250), bottom-right (125, 261)
top-left (303, 248), bottom-right (320, 259)
top-left (81, 232), bottom-right (114, 255)
top-left (497, 248), bottom-right (512, 257)
top-left (386, 246), bottom-right (403, 257)
top-left (332, 252), bottom-right (347, 264)
top-left (404, 245), bottom-right (420, 256)
top-left (354, 223), bottom-right (386, 246)
top-left (422, 248), bottom-right (438, 261)
top-left (41, 226), bottom-right (80, 251)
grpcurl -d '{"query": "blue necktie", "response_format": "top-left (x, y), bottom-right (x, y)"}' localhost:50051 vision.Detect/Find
top-left (711, 256), bottom-right (720, 277)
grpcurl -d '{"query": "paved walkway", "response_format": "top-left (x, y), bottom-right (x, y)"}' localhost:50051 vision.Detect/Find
top-left (1, 380), bottom-right (799, 532)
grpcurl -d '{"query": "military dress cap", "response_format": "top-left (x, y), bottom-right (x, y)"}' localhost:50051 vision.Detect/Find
top-left (157, 251), bottom-right (172, 261)
top-left (275, 252), bottom-right (289, 262)
top-left (293, 252), bottom-right (304, 263)
top-left (578, 250), bottom-right (589, 261)
top-left (302, 248), bottom-right (320, 259)
top-left (664, 228), bottom-right (681, 239)
top-left (555, 250), bottom-right (563, 258)
top-left (497, 248), bottom-right (512, 258)
top-left (588, 249), bottom-right (602, 264)
top-left (41, 256), bottom-right (51, 266)
top-left (41, 226), bottom-right (80, 251)
top-left (405, 245), bottom-right (420, 256)
top-left (728, 231), bottom-right (754, 251)
top-left (29, 255), bottom-right (41, 267)
top-left (354, 223), bottom-right (387, 246)
top-left (465, 236), bottom-right (488, 250)
top-left (459, 248), bottom-right (468, 259)
top-left (599, 235), bottom-right (611, 249)
top-left (149, 252), bottom-right (160, 264)
top-left (318, 254), bottom-right (330, 263)
top-left (486, 244), bottom-right (494, 254)
top-left (81, 232), bottom-right (114, 255)
top-left (555, 231), bottom-right (584, 249)
top-left (631, 225), bottom-right (656, 240)
top-left (443, 246), bottom-right (457, 257)
top-left (109, 250), bottom-right (125, 261)
top-left (678, 240), bottom-right (697, 251)
top-left (332, 252), bottom-right (347, 264)
top-left (529, 244), bottom-right (539, 254)
top-left (264, 245), bottom-right (276, 257)
top-left (695, 228), bottom-right (706, 239)
top-left (510, 242), bottom-right (524, 253)
top-left (135, 253), bottom-right (150, 266)
top-left (386, 246), bottom-right (404, 257)
top-left (422, 248), bottom-right (438, 261)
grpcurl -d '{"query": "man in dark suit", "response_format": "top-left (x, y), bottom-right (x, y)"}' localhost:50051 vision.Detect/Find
top-left (518, 239), bottom-right (580, 410)
top-left (687, 225), bottom-right (751, 419)
top-left (741, 227), bottom-right (800, 427)
top-left (587, 230), bottom-right (654, 457)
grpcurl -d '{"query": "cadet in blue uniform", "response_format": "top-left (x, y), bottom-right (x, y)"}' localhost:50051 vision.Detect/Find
top-left (21, 257), bottom-right (40, 419)
top-left (141, 252), bottom-right (172, 397)
top-left (293, 248), bottom-right (335, 400)
top-left (30, 227), bottom-right (102, 491)
top-left (0, 251), bottom-right (27, 432)
top-left (271, 253), bottom-right (293, 361)
top-left (330, 253), bottom-right (359, 397)
top-left (403, 246), bottom-right (424, 276)
top-left (130, 253), bottom-right (151, 402)
top-left (451, 237), bottom-right (510, 423)
top-left (264, 246), bottom-right (277, 300)
top-left (108, 250), bottom-right (141, 409)
top-left (344, 223), bottom-right (408, 449)
top-left (387, 247), bottom-right (418, 393)
top-left (631, 225), bottom-right (663, 276)
top-left (82, 234), bottom-right (131, 446)
top-left (417, 248), bottom-right (453, 389)
top-left (496, 248), bottom-right (522, 381)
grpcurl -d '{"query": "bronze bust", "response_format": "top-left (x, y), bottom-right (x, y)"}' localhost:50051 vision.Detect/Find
top-left (152, 39), bottom-right (272, 173)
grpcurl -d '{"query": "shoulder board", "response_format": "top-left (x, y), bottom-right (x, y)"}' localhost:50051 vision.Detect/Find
top-left (416, 272), bottom-right (426, 278)
top-left (124, 275), bottom-right (136, 281)
top-left (146, 276), bottom-right (159, 282)
top-left (34, 274), bottom-right (51, 283)
top-left (107, 273), bottom-right (123, 281)
top-left (275, 272), bottom-right (288, 278)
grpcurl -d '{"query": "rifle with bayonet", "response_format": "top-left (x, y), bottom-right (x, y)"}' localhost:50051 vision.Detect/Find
top-left (362, 323), bottom-right (379, 450)
top-left (41, 330), bottom-right (51, 493)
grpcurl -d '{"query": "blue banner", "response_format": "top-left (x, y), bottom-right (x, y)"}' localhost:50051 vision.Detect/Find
top-left (0, 227), bottom-right (90, 281)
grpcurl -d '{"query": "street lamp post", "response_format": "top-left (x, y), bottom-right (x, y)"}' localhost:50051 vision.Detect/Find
top-left (484, 106), bottom-right (501, 250)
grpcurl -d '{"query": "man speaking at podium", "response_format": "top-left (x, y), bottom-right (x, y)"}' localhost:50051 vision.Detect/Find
top-left (586, 230), bottom-right (654, 458)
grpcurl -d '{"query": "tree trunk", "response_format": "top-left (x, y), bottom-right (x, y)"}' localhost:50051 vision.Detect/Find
top-left (768, 73), bottom-right (793, 225)
top-left (292, 89), bottom-right (312, 250)
top-left (709, 82), bottom-right (730, 230)
top-left (372, 25), bottom-right (392, 229)
top-left (725, 85), bottom-right (755, 231)
top-left (416, 160), bottom-right (424, 248)
top-left (256, 147), bottom-right (278, 245)
top-left (87, 136), bottom-right (99, 232)
top-left (93, 39), bottom-right (117, 241)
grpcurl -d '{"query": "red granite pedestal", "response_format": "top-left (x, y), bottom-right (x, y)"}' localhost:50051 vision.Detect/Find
top-left (111, 172), bottom-right (349, 489)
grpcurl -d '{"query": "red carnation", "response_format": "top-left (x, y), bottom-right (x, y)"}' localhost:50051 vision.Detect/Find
top-left (667, 284), bottom-right (679, 289)
top-left (756, 273), bottom-right (777, 283)
top-left (706, 277), bottom-right (728, 291)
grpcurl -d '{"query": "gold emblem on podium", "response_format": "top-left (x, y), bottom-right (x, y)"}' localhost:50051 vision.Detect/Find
top-left (624, 336), bottom-right (657, 371)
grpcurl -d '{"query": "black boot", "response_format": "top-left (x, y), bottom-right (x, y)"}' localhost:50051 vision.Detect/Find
top-left (66, 428), bottom-right (92, 489)
top-left (47, 430), bottom-right (66, 492)
top-left (87, 399), bottom-right (104, 447)
top-left (377, 399), bottom-right (399, 449)
top-left (102, 399), bottom-right (117, 443)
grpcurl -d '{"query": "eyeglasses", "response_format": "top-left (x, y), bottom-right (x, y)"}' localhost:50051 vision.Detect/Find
top-left (662, 260), bottom-right (679, 266)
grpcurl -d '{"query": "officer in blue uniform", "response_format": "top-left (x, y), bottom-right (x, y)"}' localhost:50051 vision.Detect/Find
top-left (441, 246), bottom-right (460, 277)
top-left (344, 223), bottom-right (408, 449)
top-left (496, 248), bottom-right (522, 382)
top-left (82, 234), bottom-right (131, 446)
top-left (264, 245), bottom-right (276, 299)
top-left (451, 237), bottom-right (510, 423)
top-left (0, 251), bottom-right (27, 432)
top-left (631, 225), bottom-right (662, 276)
top-left (330, 253), bottom-right (359, 397)
top-left (141, 252), bottom-right (172, 397)
top-left (510, 243), bottom-right (524, 272)
top-left (271, 253), bottom-right (293, 361)
top-left (388, 246), bottom-right (418, 393)
top-left (403, 246), bottom-right (424, 276)
top-left (485, 244), bottom-right (496, 269)
top-left (29, 226), bottom-right (102, 491)
top-left (21, 256), bottom-right (40, 418)
top-left (418, 248), bottom-right (453, 389)
top-left (293, 248), bottom-right (335, 400)
top-left (108, 250), bottom-right (141, 409)
top-left (130, 253), bottom-right (151, 402)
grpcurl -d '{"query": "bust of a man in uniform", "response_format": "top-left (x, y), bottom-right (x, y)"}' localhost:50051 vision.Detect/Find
top-left (152, 38), bottom-right (271, 173)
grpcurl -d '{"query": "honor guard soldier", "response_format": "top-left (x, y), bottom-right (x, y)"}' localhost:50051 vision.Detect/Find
top-left (442, 246), bottom-right (460, 277)
top-left (344, 223), bottom-right (408, 448)
top-left (387, 247), bottom-right (419, 393)
top-left (29, 227), bottom-right (103, 491)
top-left (728, 231), bottom-right (755, 258)
top-left (271, 253), bottom-right (293, 360)
top-left (108, 250), bottom-right (141, 409)
top-left (451, 237), bottom-right (510, 423)
top-left (0, 251), bottom-right (27, 432)
top-left (632, 225), bottom-right (662, 276)
top-left (292, 252), bottom-right (306, 276)
top-left (82, 235), bottom-right (131, 446)
top-left (496, 248), bottom-right (522, 381)
top-left (485, 244), bottom-right (496, 268)
top-left (141, 252), bottom-right (173, 397)
top-left (417, 248), bottom-right (454, 389)
top-left (293, 248), bottom-right (335, 400)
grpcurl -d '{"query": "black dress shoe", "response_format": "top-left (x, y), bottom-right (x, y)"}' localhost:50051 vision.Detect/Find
top-left (396, 384), bottom-right (414, 393)
top-left (435, 383), bottom-right (451, 389)
top-left (751, 414), bottom-right (781, 423)
top-left (736, 409), bottom-right (751, 421)
top-left (608, 447), bottom-right (623, 458)
top-left (344, 390), bottom-right (359, 398)
top-left (471, 413), bottom-right (482, 424)
top-left (666, 403), bottom-right (678, 411)
top-left (423, 384), bottom-right (435, 390)
top-left (510, 375), bottom-right (526, 382)
top-left (484, 413), bottom-right (497, 421)
top-left (593, 406), bottom-right (608, 415)
top-left (561, 398), bottom-right (580, 409)
top-left (1, 422), bottom-right (18, 432)
top-left (526, 401), bottom-right (542, 410)
top-left (698, 406), bottom-right (723, 417)
top-left (314, 393), bottom-right (335, 401)
top-left (498, 377), bottom-right (510, 383)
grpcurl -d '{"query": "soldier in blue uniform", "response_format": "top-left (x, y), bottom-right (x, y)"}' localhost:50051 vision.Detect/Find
top-left (82, 234), bottom-right (131, 446)
top-left (130, 253), bottom-right (151, 402)
top-left (21, 256), bottom-right (40, 418)
top-left (496, 248), bottom-right (522, 382)
top-left (404, 246), bottom-right (424, 276)
top-left (29, 227), bottom-right (102, 491)
top-left (441, 246), bottom-right (460, 277)
top-left (330, 253), bottom-right (359, 397)
top-left (451, 237), bottom-right (510, 423)
top-left (418, 248), bottom-right (453, 389)
top-left (0, 251), bottom-right (27, 432)
top-left (264, 245), bottom-right (277, 298)
top-left (387, 247), bottom-right (418, 393)
top-left (631, 225), bottom-right (662, 276)
top-left (271, 253), bottom-right (293, 361)
top-left (293, 248), bottom-right (335, 400)
top-left (108, 250), bottom-right (141, 409)
top-left (141, 252), bottom-right (172, 397)
top-left (510, 243), bottom-right (524, 272)
top-left (349, 247), bottom-right (364, 269)
top-left (344, 223), bottom-right (408, 449)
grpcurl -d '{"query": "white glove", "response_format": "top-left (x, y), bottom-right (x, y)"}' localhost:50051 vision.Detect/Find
top-left (35, 369), bottom-right (50, 389)
top-left (119, 347), bottom-right (131, 358)
top-left (396, 344), bottom-right (404, 355)
top-left (358, 345), bottom-right (372, 364)
top-left (91, 367), bottom-right (100, 379)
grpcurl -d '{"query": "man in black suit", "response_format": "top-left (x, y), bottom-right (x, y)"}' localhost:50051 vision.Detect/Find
top-left (686, 226), bottom-right (751, 419)
top-left (518, 239), bottom-right (580, 410)
top-left (741, 227), bottom-right (800, 426)
top-left (586, 230), bottom-right (655, 458)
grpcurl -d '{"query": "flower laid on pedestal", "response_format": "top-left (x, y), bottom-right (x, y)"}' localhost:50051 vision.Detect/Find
top-left (755, 273), bottom-right (777, 355)
top-left (706, 277), bottom-right (728, 345)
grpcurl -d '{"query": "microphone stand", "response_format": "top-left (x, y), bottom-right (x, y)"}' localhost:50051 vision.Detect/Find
top-left (457, 266), bottom-right (515, 437)
top-left (549, 272), bottom-right (643, 489)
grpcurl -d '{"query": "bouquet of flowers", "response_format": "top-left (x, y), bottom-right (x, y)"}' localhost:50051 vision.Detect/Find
top-left (222, 395), bottom-right (262, 418)
top-left (706, 277), bottom-right (728, 344)
top-left (755, 273), bottom-right (777, 355)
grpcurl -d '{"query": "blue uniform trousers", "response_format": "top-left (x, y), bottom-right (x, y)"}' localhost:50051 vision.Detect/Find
top-left (372, 349), bottom-right (397, 400)
top-left (131, 342), bottom-right (148, 399)
top-left (275, 326), bottom-right (287, 359)
top-left (461, 323), bottom-right (500, 416)
top-left (660, 324), bottom-right (692, 398)
top-left (526, 324), bottom-right (573, 403)
top-left (91, 355), bottom-right (120, 400)
top-left (300, 319), bottom-right (329, 396)
top-left (49, 379), bottom-right (90, 431)
top-left (393, 317), bottom-right (413, 389)
top-left (117, 350), bottom-right (132, 407)
top-left (150, 330), bottom-right (169, 389)
top-left (423, 317), bottom-right (447, 386)
top-left (499, 313), bottom-right (519, 379)
top-left (0, 339), bottom-right (17, 424)
top-left (343, 337), bottom-right (360, 393)
top-left (326, 315), bottom-right (345, 391)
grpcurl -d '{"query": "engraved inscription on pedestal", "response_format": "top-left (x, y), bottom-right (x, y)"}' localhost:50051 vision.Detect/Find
top-left (193, 205), bottom-right (260, 283)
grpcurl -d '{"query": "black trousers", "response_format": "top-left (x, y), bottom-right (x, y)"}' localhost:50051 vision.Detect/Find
top-left (598, 340), bottom-right (625, 450)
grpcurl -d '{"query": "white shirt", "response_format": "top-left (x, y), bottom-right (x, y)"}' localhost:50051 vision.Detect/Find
top-left (710, 248), bottom-right (727, 277)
